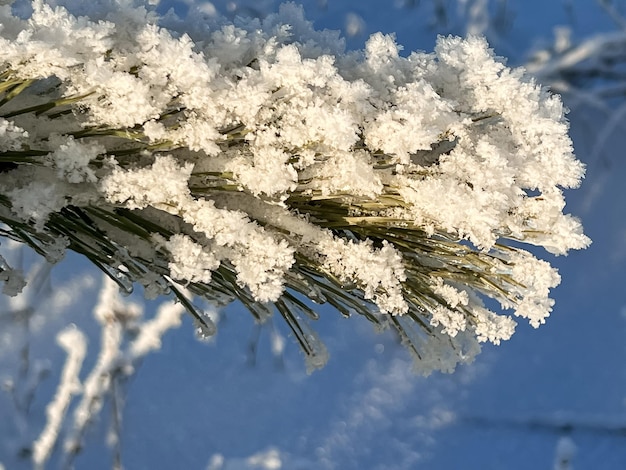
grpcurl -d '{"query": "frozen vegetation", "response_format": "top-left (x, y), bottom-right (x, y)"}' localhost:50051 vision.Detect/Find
top-left (0, 0), bottom-right (610, 467)
top-left (0, 0), bottom-right (589, 374)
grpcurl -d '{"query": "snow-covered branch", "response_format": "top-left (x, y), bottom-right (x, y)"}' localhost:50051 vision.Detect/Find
top-left (31, 326), bottom-right (86, 470)
top-left (0, 0), bottom-right (589, 373)
top-left (0, 240), bottom-right (187, 467)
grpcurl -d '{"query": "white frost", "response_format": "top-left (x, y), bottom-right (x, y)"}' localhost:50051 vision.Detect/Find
top-left (0, 1), bottom-right (591, 370)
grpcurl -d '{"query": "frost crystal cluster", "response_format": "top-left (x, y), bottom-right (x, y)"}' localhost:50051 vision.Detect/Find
top-left (0, 0), bottom-right (590, 373)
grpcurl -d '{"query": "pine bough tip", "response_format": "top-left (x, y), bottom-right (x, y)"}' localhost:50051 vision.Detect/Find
top-left (0, 0), bottom-right (590, 374)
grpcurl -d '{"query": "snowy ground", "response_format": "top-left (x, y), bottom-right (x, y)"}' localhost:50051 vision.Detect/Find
top-left (2, 1), bottom-right (626, 469)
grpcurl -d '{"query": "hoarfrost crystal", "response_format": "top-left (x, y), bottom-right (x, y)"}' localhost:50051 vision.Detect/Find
top-left (0, 0), bottom-right (590, 373)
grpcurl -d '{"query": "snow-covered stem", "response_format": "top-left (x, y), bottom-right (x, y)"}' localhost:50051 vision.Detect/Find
top-left (0, 0), bottom-right (589, 373)
top-left (63, 275), bottom-right (185, 465)
top-left (63, 278), bottom-right (131, 458)
top-left (31, 326), bottom-right (87, 470)
top-left (126, 294), bottom-right (186, 360)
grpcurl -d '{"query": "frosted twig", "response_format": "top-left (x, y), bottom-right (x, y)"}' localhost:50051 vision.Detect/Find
top-left (63, 277), bottom-right (135, 459)
top-left (63, 275), bottom-right (184, 464)
top-left (126, 298), bottom-right (185, 361)
top-left (32, 326), bottom-right (87, 470)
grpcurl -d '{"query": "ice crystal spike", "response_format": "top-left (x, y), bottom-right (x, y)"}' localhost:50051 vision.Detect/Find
top-left (194, 316), bottom-right (216, 341)
top-left (114, 271), bottom-right (134, 296)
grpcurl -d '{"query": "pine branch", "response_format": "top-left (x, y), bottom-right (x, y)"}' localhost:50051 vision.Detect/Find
top-left (0, 1), bottom-right (589, 374)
